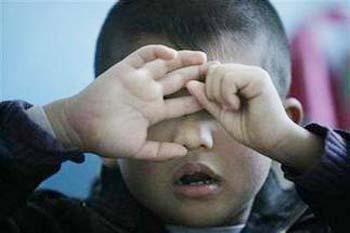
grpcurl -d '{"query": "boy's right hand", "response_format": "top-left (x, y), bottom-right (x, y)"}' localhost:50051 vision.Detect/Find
top-left (44, 45), bottom-right (207, 161)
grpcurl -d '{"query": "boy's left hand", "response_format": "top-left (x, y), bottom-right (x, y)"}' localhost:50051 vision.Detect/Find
top-left (187, 64), bottom-right (323, 170)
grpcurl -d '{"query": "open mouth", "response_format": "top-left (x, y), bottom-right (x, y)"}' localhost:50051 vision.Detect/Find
top-left (174, 172), bottom-right (220, 186)
top-left (172, 163), bottom-right (223, 199)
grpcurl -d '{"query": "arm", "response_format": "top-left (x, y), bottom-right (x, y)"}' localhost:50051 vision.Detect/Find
top-left (0, 45), bottom-right (207, 219)
top-left (187, 63), bottom-right (350, 233)
top-left (283, 125), bottom-right (350, 233)
top-left (0, 100), bottom-right (84, 218)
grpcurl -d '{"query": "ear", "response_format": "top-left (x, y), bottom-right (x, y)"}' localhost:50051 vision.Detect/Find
top-left (283, 97), bottom-right (304, 124)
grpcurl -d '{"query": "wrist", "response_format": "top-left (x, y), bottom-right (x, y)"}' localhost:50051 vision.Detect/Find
top-left (43, 98), bottom-right (82, 151)
top-left (272, 121), bottom-right (324, 172)
top-left (26, 106), bottom-right (57, 138)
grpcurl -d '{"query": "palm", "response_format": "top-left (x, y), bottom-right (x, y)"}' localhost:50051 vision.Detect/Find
top-left (66, 45), bottom-right (207, 160)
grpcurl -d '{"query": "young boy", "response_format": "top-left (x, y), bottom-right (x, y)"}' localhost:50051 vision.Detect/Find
top-left (1, 1), bottom-right (349, 233)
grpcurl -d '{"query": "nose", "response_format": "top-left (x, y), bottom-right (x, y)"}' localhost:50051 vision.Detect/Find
top-left (173, 119), bottom-right (213, 150)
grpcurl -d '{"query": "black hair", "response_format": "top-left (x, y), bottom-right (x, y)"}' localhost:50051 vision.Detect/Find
top-left (94, 0), bottom-right (291, 97)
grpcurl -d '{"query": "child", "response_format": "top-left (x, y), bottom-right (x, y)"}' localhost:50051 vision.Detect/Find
top-left (1, 1), bottom-right (349, 233)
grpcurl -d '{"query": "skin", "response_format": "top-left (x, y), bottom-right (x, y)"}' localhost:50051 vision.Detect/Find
top-left (45, 45), bottom-right (208, 160)
top-left (117, 37), bottom-right (272, 226)
top-left (45, 40), bottom-right (324, 227)
top-left (118, 112), bottom-right (271, 226)
top-left (118, 36), bottom-right (322, 226)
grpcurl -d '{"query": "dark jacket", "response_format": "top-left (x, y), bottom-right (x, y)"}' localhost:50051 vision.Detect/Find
top-left (1, 101), bottom-right (349, 233)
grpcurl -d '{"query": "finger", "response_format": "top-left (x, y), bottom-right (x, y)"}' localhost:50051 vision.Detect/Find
top-left (160, 63), bottom-right (209, 96)
top-left (222, 73), bottom-right (241, 110)
top-left (141, 50), bottom-right (207, 80)
top-left (124, 45), bottom-right (177, 69)
top-left (134, 141), bottom-right (187, 161)
top-left (202, 61), bottom-right (221, 77)
top-left (186, 80), bottom-right (222, 117)
top-left (206, 65), bottom-right (221, 101)
top-left (213, 70), bottom-right (225, 106)
top-left (159, 96), bottom-right (203, 122)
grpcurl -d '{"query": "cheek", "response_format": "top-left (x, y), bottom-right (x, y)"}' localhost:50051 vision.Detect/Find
top-left (213, 129), bottom-right (271, 194)
top-left (120, 159), bottom-right (175, 189)
top-left (148, 120), bottom-right (177, 141)
top-left (242, 151), bottom-right (271, 189)
top-left (119, 160), bottom-right (162, 181)
top-left (119, 161), bottom-right (163, 201)
top-left (229, 148), bottom-right (270, 184)
top-left (141, 162), bottom-right (162, 175)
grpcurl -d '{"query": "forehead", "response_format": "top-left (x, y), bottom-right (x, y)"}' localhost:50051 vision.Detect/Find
top-left (134, 33), bottom-right (262, 66)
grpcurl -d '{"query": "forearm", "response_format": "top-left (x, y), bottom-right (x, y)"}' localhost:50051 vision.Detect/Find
top-left (282, 124), bottom-right (350, 232)
top-left (272, 122), bottom-right (325, 172)
top-left (0, 101), bottom-right (84, 218)
top-left (42, 98), bottom-right (82, 150)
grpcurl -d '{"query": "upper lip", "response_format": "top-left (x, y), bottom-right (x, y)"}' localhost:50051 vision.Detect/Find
top-left (172, 162), bottom-right (222, 185)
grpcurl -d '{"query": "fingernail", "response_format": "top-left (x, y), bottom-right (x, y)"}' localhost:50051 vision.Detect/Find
top-left (178, 147), bottom-right (188, 157)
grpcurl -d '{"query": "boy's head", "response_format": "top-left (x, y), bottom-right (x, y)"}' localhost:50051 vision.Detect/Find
top-left (95, 0), bottom-right (298, 227)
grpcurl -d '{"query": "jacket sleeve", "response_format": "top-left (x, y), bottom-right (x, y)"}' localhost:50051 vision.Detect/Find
top-left (283, 124), bottom-right (350, 233)
top-left (0, 100), bottom-right (84, 219)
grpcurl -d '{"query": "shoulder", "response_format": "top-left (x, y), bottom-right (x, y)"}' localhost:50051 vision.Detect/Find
top-left (2, 189), bottom-right (104, 233)
top-left (288, 208), bottom-right (333, 233)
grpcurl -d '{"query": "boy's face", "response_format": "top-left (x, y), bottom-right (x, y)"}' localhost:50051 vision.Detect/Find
top-left (117, 35), bottom-right (272, 227)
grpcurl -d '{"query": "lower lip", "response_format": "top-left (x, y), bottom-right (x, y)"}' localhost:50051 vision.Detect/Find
top-left (173, 183), bottom-right (222, 199)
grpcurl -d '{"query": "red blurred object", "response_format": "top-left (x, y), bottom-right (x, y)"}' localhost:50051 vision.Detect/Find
top-left (290, 7), bottom-right (350, 129)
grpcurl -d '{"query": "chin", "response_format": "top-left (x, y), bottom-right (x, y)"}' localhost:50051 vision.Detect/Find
top-left (166, 214), bottom-right (227, 228)
top-left (160, 203), bottom-right (249, 228)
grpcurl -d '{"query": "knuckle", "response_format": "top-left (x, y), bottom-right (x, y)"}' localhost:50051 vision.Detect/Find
top-left (248, 67), bottom-right (270, 87)
top-left (223, 72), bottom-right (234, 81)
top-left (224, 63), bottom-right (239, 71)
top-left (224, 73), bottom-right (236, 91)
top-left (252, 66), bottom-right (270, 80)
top-left (208, 64), bottom-right (219, 74)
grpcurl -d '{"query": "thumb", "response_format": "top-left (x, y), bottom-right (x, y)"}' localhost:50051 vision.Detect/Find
top-left (134, 141), bottom-right (187, 161)
top-left (186, 80), bottom-right (222, 117)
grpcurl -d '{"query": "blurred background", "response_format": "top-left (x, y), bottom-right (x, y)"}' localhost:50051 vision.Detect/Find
top-left (1, 0), bottom-right (350, 198)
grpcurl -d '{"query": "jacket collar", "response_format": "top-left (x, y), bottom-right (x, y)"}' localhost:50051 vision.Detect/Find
top-left (241, 167), bottom-right (307, 232)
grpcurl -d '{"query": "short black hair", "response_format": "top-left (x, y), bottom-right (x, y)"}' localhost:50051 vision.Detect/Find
top-left (95, 0), bottom-right (291, 97)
